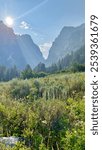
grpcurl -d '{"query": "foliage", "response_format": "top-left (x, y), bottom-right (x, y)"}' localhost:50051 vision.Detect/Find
top-left (1, 73), bottom-right (84, 102)
top-left (0, 65), bottom-right (20, 82)
top-left (70, 63), bottom-right (85, 73)
top-left (34, 63), bottom-right (46, 73)
top-left (0, 46), bottom-right (85, 82)
top-left (21, 65), bottom-right (34, 79)
top-left (32, 46), bottom-right (85, 74)
top-left (0, 72), bottom-right (85, 150)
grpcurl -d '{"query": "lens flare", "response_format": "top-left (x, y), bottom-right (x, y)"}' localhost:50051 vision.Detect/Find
top-left (5, 17), bottom-right (14, 26)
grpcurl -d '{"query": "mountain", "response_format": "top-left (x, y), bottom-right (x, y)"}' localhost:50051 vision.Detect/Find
top-left (0, 21), bottom-right (85, 69)
top-left (17, 34), bottom-right (44, 68)
top-left (0, 21), bottom-right (26, 69)
top-left (46, 24), bottom-right (85, 66)
top-left (0, 21), bottom-right (44, 69)
top-left (57, 45), bottom-right (85, 70)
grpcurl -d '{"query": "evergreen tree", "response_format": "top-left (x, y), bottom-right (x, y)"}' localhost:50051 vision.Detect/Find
top-left (34, 62), bottom-right (46, 72)
top-left (21, 64), bottom-right (34, 79)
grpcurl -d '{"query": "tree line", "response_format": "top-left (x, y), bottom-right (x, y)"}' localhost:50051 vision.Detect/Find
top-left (0, 46), bottom-right (85, 81)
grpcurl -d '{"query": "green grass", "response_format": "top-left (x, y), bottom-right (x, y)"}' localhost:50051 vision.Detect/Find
top-left (0, 72), bottom-right (85, 150)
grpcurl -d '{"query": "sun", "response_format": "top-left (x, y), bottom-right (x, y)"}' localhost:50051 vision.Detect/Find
top-left (5, 17), bottom-right (14, 27)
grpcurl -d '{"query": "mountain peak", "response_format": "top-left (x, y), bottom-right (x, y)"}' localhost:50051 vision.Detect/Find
top-left (0, 20), bottom-right (14, 36)
top-left (0, 21), bottom-right (44, 69)
top-left (61, 23), bottom-right (85, 33)
top-left (0, 20), bottom-right (3, 24)
top-left (46, 24), bottom-right (85, 66)
top-left (0, 20), bottom-right (12, 29)
top-left (19, 34), bottom-right (31, 38)
top-left (62, 26), bottom-right (74, 31)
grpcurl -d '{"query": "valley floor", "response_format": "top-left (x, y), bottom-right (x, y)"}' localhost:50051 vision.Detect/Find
top-left (0, 72), bottom-right (85, 150)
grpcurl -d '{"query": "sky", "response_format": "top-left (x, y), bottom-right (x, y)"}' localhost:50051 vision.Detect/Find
top-left (0, 0), bottom-right (85, 59)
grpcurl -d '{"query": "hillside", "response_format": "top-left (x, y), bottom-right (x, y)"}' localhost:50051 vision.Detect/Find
top-left (34, 46), bottom-right (85, 74)
top-left (0, 21), bottom-right (85, 69)
top-left (17, 34), bottom-right (44, 68)
top-left (0, 21), bottom-right (44, 69)
top-left (46, 24), bottom-right (85, 66)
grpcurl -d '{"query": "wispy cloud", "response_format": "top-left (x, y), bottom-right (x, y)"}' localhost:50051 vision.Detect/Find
top-left (39, 42), bottom-right (52, 59)
top-left (19, 21), bottom-right (30, 30)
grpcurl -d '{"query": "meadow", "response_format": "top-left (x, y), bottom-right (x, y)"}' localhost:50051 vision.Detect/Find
top-left (0, 72), bottom-right (85, 150)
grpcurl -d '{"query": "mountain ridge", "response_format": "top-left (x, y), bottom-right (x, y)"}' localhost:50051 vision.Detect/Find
top-left (46, 23), bottom-right (85, 66)
top-left (0, 21), bottom-right (44, 69)
top-left (0, 21), bottom-right (85, 69)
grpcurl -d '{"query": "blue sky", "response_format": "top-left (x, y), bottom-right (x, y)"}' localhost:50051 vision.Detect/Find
top-left (0, 0), bottom-right (85, 59)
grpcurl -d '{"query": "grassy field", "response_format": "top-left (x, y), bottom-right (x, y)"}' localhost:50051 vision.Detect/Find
top-left (0, 72), bottom-right (85, 150)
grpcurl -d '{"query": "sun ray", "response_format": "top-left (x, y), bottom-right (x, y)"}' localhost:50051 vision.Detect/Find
top-left (16, 0), bottom-right (48, 20)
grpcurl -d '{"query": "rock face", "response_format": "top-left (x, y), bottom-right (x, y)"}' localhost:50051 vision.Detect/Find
top-left (0, 21), bottom-right (85, 69)
top-left (46, 24), bottom-right (85, 66)
top-left (0, 21), bottom-right (44, 69)
top-left (17, 34), bottom-right (44, 68)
